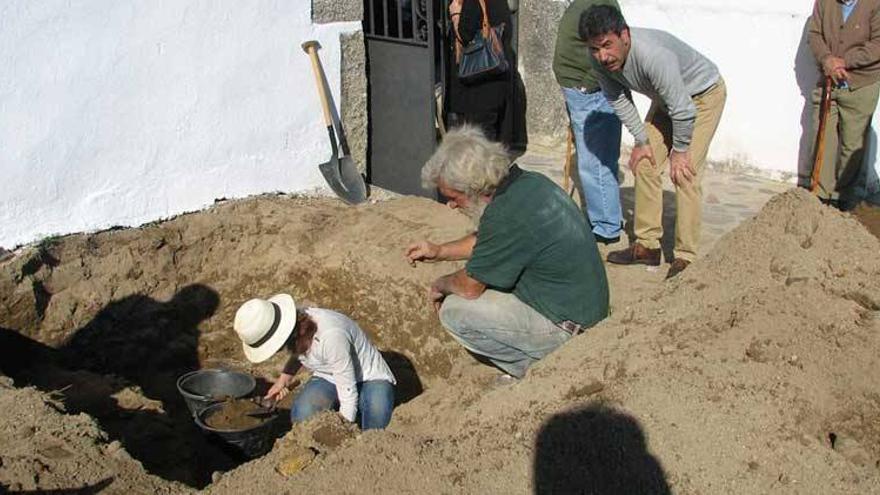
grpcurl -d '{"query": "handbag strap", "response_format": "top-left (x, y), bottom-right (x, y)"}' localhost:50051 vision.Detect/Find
top-left (477, 0), bottom-right (491, 37)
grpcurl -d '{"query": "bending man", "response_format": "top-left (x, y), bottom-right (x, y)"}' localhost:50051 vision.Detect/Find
top-left (581, 5), bottom-right (727, 278)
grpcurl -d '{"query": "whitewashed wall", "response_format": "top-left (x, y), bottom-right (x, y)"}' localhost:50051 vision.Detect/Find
top-left (0, 1), bottom-right (358, 248)
top-left (619, 0), bottom-right (880, 192)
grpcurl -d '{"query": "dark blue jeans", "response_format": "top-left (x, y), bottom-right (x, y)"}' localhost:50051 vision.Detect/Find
top-left (290, 376), bottom-right (395, 430)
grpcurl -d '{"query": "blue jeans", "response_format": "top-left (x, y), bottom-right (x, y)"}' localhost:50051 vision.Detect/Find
top-left (563, 87), bottom-right (623, 239)
top-left (438, 290), bottom-right (571, 379)
top-left (290, 376), bottom-right (395, 430)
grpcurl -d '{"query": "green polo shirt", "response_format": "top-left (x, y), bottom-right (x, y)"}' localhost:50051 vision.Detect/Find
top-left (552, 0), bottom-right (622, 91)
top-left (465, 165), bottom-right (609, 328)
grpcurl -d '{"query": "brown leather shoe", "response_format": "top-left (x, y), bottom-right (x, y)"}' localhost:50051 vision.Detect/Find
top-left (665, 259), bottom-right (691, 279)
top-left (606, 244), bottom-right (661, 266)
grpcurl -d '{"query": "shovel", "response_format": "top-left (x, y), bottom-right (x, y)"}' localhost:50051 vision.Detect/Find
top-left (302, 40), bottom-right (367, 205)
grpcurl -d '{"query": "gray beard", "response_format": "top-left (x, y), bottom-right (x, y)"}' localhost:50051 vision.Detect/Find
top-left (462, 201), bottom-right (488, 228)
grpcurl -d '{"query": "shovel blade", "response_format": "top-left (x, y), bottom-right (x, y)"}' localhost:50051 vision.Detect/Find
top-left (319, 155), bottom-right (367, 205)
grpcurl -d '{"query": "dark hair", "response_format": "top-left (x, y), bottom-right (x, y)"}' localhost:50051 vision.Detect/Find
top-left (578, 5), bottom-right (628, 41)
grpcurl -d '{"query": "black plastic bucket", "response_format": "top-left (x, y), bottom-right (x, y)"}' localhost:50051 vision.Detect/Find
top-left (176, 369), bottom-right (256, 417)
top-left (195, 402), bottom-right (281, 458)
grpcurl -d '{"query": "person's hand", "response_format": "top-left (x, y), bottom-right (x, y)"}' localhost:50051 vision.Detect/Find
top-left (823, 56), bottom-right (847, 82)
top-left (405, 241), bottom-right (441, 265)
top-left (628, 143), bottom-right (656, 176)
top-left (265, 373), bottom-right (294, 402)
top-left (833, 66), bottom-right (849, 85)
top-left (428, 282), bottom-right (445, 312)
top-left (669, 150), bottom-right (695, 186)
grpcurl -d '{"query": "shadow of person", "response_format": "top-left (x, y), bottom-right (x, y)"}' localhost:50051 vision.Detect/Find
top-left (794, 19), bottom-right (823, 189)
top-left (4, 284), bottom-right (237, 488)
top-left (867, 123), bottom-right (880, 204)
top-left (859, 112), bottom-right (880, 204)
top-left (533, 403), bottom-right (671, 494)
top-left (0, 326), bottom-right (59, 378)
top-left (60, 284), bottom-right (218, 396)
top-left (60, 284), bottom-right (229, 486)
top-left (619, 186), bottom-right (677, 263)
top-left (381, 350), bottom-right (424, 405)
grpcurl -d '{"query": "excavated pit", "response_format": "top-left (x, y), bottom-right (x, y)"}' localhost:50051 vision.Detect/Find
top-left (2, 190), bottom-right (880, 494)
top-left (0, 194), bottom-right (472, 488)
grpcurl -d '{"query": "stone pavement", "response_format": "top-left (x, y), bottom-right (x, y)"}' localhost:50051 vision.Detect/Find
top-left (517, 150), bottom-right (793, 259)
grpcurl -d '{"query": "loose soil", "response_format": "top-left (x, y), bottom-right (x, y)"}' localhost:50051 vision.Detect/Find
top-left (1, 188), bottom-right (879, 494)
top-left (852, 201), bottom-right (880, 240)
top-left (204, 399), bottom-right (274, 431)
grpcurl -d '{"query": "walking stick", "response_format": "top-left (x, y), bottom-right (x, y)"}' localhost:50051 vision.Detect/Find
top-left (563, 125), bottom-right (575, 198)
top-left (810, 76), bottom-right (833, 193)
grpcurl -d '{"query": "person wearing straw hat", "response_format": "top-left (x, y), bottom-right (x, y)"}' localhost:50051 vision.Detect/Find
top-left (233, 293), bottom-right (396, 430)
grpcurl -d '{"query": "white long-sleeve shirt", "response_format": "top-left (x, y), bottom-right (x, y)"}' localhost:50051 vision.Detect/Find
top-left (296, 308), bottom-right (396, 422)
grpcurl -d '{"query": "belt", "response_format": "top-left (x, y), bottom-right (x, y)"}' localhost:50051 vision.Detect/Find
top-left (557, 320), bottom-right (589, 336)
top-left (575, 86), bottom-right (602, 95)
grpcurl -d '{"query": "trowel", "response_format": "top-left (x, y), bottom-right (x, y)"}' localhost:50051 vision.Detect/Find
top-left (302, 40), bottom-right (368, 205)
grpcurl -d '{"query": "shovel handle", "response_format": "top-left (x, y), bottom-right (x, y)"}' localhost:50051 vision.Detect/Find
top-left (810, 76), bottom-right (833, 194)
top-left (302, 41), bottom-right (334, 129)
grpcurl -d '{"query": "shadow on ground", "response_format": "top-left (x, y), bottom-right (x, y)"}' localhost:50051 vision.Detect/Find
top-left (534, 403), bottom-right (670, 494)
top-left (0, 284), bottom-right (251, 489)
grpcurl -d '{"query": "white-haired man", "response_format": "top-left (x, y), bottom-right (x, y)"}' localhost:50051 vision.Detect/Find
top-left (405, 126), bottom-right (609, 379)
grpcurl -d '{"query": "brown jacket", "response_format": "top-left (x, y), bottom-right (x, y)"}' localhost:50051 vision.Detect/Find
top-left (808, 0), bottom-right (880, 89)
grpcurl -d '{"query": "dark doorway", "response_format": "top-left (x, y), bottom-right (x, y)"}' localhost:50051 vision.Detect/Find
top-left (363, 0), bottom-right (522, 197)
top-left (364, 0), bottom-right (445, 197)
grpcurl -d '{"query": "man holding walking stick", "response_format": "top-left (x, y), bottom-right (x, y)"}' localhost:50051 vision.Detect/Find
top-left (807, 0), bottom-right (880, 210)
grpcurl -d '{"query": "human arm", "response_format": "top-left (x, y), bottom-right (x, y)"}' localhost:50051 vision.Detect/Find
top-left (807, 1), bottom-right (848, 82)
top-left (323, 332), bottom-right (359, 423)
top-left (807, 0), bottom-right (833, 67)
top-left (595, 66), bottom-right (653, 173)
top-left (405, 233), bottom-right (477, 264)
top-left (642, 47), bottom-right (696, 153)
top-left (428, 268), bottom-right (486, 310)
top-left (596, 67), bottom-right (648, 147)
top-left (264, 355), bottom-right (303, 401)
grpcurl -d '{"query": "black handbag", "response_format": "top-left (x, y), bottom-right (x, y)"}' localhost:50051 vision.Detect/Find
top-left (455, 0), bottom-right (509, 85)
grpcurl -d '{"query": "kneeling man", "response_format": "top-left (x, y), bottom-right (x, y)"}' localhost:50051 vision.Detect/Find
top-left (406, 126), bottom-right (609, 379)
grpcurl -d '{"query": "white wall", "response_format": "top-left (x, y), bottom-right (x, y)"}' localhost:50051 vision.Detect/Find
top-left (0, 1), bottom-right (359, 248)
top-left (616, 1), bottom-right (819, 179)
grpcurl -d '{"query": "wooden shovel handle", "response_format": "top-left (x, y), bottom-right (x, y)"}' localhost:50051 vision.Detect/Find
top-left (810, 76), bottom-right (833, 194)
top-left (302, 40), bottom-right (334, 128)
top-left (563, 125), bottom-right (573, 195)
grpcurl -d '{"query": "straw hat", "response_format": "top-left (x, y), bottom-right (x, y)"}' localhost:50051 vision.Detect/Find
top-left (233, 294), bottom-right (297, 363)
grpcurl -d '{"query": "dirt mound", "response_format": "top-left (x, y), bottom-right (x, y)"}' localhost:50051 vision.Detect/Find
top-left (209, 189), bottom-right (880, 494)
top-left (1, 189), bottom-right (879, 494)
top-left (853, 201), bottom-right (880, 240)
top-left (0, 377), bottom-right (188, 493)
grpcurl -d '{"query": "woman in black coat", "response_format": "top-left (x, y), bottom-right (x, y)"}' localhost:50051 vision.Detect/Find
top-left (447, 0), bottom-right (517, 145)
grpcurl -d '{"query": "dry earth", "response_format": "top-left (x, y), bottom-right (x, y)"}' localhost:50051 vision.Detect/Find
top-left (1, 189), bottom-right (879, 494)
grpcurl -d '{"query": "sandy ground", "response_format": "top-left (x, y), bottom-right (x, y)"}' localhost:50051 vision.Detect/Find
top-left (1, 188), bottom-right (879, 494)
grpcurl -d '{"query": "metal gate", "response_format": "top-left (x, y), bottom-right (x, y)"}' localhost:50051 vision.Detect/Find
top-left (364, 0), bottom-right (445, 197)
